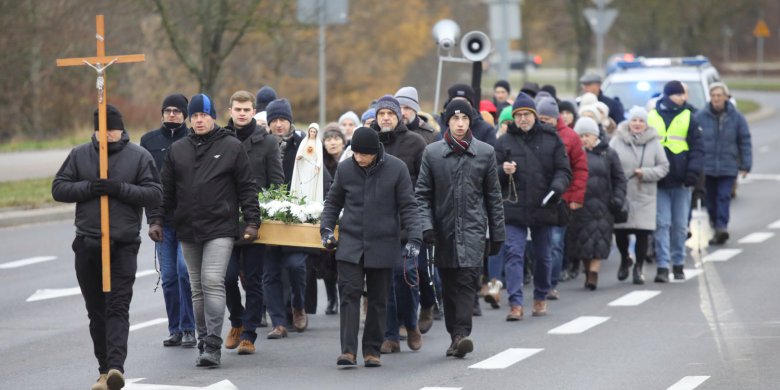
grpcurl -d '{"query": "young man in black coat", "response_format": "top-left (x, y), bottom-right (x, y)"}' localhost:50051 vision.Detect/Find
top-left (148, 93), bottom-right (260, 367)
top-left (320, 127), bottom-right (422, 368)
top-left (140, 94), bottom-right (197, 349)
top-left (53, 105), bottom-right (162, 390)
top-left (416, 99), bottom-right (506, 358)
top-left (222, 90), bottom-right (285, 354)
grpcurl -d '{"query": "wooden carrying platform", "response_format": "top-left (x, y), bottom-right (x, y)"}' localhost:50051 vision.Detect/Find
top-left (255, 220), bottom-right (338, 248)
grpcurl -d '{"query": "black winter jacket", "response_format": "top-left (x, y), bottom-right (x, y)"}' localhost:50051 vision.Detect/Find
top-left (436, 107), bottom-right (497, 146)
top-left (407, 114), bottom-right (437, 145)
top-left (226, 118), bottom-right (285, 190)
top-left (320, 146), bottom-right (422, 269)
top-left (370, 120), bottom-right (427, 187)
top-left (416, 138), bottom-right (506, 268)
top-left (494, 121), bottom-right (572, 227)
top-left (599, 90), bottom-right (625, 124)
top-left (153, 126), bottom-right (260, 242)
top-left (140, 122), bottom-right (189, 222)
top-left (52, 131), bottom-right (162, 243)
top-left (566, 141), bottom-right (626, 259)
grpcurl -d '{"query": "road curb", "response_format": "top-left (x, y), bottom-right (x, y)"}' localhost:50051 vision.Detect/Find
top-left (0, 204), bottom-right (75, 229)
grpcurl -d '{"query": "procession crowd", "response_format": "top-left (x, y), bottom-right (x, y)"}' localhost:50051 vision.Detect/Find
top-left (52, 72), bottom-right (752, 389)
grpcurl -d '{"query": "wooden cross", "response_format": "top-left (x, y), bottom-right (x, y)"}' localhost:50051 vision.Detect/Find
top-left (56, 15), bottom-right (145, 292)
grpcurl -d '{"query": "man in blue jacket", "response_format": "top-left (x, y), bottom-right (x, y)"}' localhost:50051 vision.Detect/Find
top-left (694, 82), bottom-right (752, 245)
top-left (648, 81), bottom-right (704, 282)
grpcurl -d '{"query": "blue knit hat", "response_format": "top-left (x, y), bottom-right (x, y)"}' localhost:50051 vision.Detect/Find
top-left (266, 98), bottom-right (293, 124)
top-left (255, 86), bottom-right (277, 111)
top-left (511, 92), bottom-right (537, 117)
top-left (361, 108), bottom-right (376, 124)
top-left (188, 94), bottom-right (216, 119)
top-left (374, 95), bottom-right (401, 120)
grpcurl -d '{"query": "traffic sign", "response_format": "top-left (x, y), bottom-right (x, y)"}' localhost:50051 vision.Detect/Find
top-left (753, 19), bottom-right (770, 38)
top-left (583, 7), bottom-right (618, 36)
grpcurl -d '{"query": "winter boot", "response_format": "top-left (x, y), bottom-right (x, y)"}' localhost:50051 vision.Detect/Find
top-left (632, 261), bottom-right (645, 285)
top-left (106, 369), bottom-right (124, 390)
top-left (672, 265), bottom-right (685, 280)
top-left (418, 306), bottom-right (434, 334)
top-left (90, 374), bottom-right (107, 390)
top-left (617, 257), bottom-right (633, 281)
top-left (654, 267), bottom-right (669, 283)
top-left (197, 335), bottom-right (222, 367)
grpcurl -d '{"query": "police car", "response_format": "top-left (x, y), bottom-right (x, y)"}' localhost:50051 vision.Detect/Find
top-left (602, 56), bottom-right (723, 114)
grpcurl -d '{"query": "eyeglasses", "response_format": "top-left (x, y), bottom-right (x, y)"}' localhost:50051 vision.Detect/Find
top-left (164, 108), bottom-right (183, 115)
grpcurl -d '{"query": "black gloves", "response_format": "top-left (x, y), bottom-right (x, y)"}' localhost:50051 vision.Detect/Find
top-left (90, 179), bottom-right (122, 197)
top-left (541, 190), bottom-right (560, 208)
top-left (148, 224), bottom-right (163, 242)
top-left (684, 172), bottom-right (700, 187)
top-left (321, 228), bottom-right (337, 250)
top-left (242, 223), bottom-right (259, 241)
top-left (423, 230), bottom-right (437, 245)
top-left (488, 240), bottom-right (504, 256)
top-left (403, 242), bottom-right (421, 258)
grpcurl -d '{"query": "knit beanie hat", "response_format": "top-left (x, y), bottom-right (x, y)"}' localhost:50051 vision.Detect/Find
top-left (494, 79), bottom-right (511, 94)
top-left (536, 97), bottom-right (559, 119)
top-left (361, 108), bottom-right (376, 124)
top-left (447, 83), bottom-right (476, 107)
top-left (394, 86), bottom-right (420, 113)
top-left (663, 80), bottom-right (685, 96)
top-left (521, 82), bottom-right (540, 98)
top-left (188, 93), bottom-right (217, 119)
top-left (574, 117), bottom-right (600, 137)
top-left (161, 94), bottom-right (189, 119)
top-left (479, 99), bottom-right (497, 114)
top-left (511, 92), bottom-right (537, 117)
top-left (540, 84), bottom-right (558, 100)
top-left (628, 106), bottom-right (648, 123)
top-left (578, 104), bottom-right (601, 121)
top-left (255, 86), bottom-right (277, 111)
top-left (374, 95), bottom-right (402, 120)
top-left (558, 100), bottom-right (577, 116)
top-left (266, 98), bottom-right (293, 124)
top-left (95, 104), bottom-right (124, 130)
top-left (338, 111), bottom-right (361, 127)
top-left (580, 92), bottom-right (598, 106)
top-left (350, 127), bottom-right (381, 154)
top-left (498, 106), bottom-right (513, 125)
top-left (445, 99), bottom-right (474, 125)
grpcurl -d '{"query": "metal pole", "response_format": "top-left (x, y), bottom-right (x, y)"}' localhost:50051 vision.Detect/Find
top-left (433, 55), bottom-right (444, 115)
top-left (498, 0), bottom-right (510, 81)
top-left (757, 37), bottom-right (764, 79)
top-left (318, 0), bottom-right (326, 125)
top-left (596, 32), bottom-right (604, 71)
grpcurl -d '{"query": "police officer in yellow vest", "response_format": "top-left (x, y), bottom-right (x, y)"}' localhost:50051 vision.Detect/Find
top-left (647, 80), bottom-right (703, 283)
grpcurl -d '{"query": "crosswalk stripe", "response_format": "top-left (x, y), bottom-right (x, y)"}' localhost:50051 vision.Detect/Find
top-left (667, 376), bottom-right (710, 390)
top-left (670, 268), bottom-right (703, 283)
top-left (468, 348), bottom-right (542, 369)
top-left (420, 388), bottom-right (462, 390)
top-left (768, 219), bottom-right (780, 229)
top-left (703, 249), bottom-right (742, 262)
top-left (0, 256), bottom-right (57, 269)
top-left (737, 232), bottom-right (774, 244)
top-left (548, 316), bottom-right (609, 334)
top-left (608, 290), bottom-right (661, 307)
top-left (129, 318), bottom-right (168, 332)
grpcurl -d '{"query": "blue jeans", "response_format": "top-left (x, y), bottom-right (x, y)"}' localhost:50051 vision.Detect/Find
top-left (225, 244), bottom-right (266, 342)
top-left (705, 175), bottom-right (736, 230)
top-left (157, 224), bottom-right (195, 335)
top-left (549, 225), bottom-right (567, 289)
top-left (385, 254), bottom-right (420, 340)
top-left (487, 245), bottom-right (506, 284)
top-left (655, 186), bottom-right (692, 269)
top-left (504, 225), bottom-right (553, 306)
top-left (263, 248), bottom-right (307, 328)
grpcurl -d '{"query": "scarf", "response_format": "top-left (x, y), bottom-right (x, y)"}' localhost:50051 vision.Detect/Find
top-left (444, 129), bottom-right (473, 156)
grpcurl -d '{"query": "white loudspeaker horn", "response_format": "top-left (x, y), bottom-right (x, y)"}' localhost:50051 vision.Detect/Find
top-left (460, 31), bottom-right (492, 62)
top-left (432, 19), bottom-right (460, 51)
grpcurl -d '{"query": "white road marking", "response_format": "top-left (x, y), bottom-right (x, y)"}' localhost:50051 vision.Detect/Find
top-left (768, 219), bottom-right (780, 229)
top-left (420, 388), bottom-right (462, 390)
top-left (737, 232), bottom-right (774, 244)
top-left (608, 290), bottom-right (661, 307)
top-left (0, 256), bottom-right (57, 269)
top-left (25, 269), bottom-right (157, 302)
top-left (667, 376), bottom-right (710, 390)
top-left (670, 268), bottom-right (704, 283)
top-left (125, 379), bottom-right (238, 389)
top-left (703, 249), bottom-right (742, 262)
top-left (548, 316), bottom-right (610, 334)
top-left (129, 318), bottom-right (168, 332)
top-left (468, 348), bottom-right (542, 369)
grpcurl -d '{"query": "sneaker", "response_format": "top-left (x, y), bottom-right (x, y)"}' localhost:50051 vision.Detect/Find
top-left (163, 333), bottom-right (182, 347)
top-left (237, 339), bottom-right (256, 355)
top-left (654, 268), bottom-right (669, 283)
top-left (90, 374), bottom-right (107, 390)
top-left (484, 279), bottom-right (502, 308)
top-left (181, 331), bottom-right (197, 348)
top-left (532, 300), bottom-right (547, 317)
top-left (546, 289), bottom-right (560, 300)
top-left (506, 305), bottom-right (523, 321)
top-left (672, 265), bottom-right (685, 280)
top-left (418, 306), bottom-right (434, 334)
top-left (337, 352), bottom-right (356, 367)
top-left (225, 326), bottom-right (242, 349)
top-left (267, 325), bottom-right (288, 339)
top-left (106, 369), bottom-right (124, 390)
top-left (452, 336), bottom-right (473, 358)
top-left (197, 348), bottom-right (221, 367)
top-left (380, 339), bottom-right (400, 354)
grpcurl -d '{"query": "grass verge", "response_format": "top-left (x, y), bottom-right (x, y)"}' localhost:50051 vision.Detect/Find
top-left (736, 99), bottom-right (760, 115)
top-left (0, 130), bottom-right (93, 153)
top-left (0, 176), bottom-right (57, 209)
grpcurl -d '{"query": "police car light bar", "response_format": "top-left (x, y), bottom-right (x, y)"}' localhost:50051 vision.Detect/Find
top-left (616, 56), bottom-right (710, 70)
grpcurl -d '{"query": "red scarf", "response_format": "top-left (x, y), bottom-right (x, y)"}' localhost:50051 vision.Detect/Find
top-left (444, 129), bottom-right (473, 155)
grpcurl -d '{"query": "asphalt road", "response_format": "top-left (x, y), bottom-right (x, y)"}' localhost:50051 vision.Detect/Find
top-left (1, 91), bottom-right (779, 389)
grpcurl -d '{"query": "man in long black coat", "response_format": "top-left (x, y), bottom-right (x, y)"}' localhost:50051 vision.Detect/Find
top-left (320, 127), bottom-right (422, 368)
top-left (416, 99), bottom-right (506, 358)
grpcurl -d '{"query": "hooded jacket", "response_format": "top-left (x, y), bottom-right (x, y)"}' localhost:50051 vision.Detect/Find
top-left (53, 131), bottom-right (162, 243)
top-left (693, 101), bottom-right (752, 177)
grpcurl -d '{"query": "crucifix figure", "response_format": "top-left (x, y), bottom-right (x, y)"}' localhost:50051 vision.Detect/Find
top-left (56, 15), bottom-right (145, 292)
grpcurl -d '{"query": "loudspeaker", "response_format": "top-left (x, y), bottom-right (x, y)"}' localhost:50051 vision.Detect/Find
top-left (460, 31), bottom-right (491, 62)
top-left (432, 19), bottom-right (460, 51)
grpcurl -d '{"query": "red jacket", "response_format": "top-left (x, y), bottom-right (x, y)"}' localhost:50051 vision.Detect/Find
top-left (556, 116), bottom-right (588, 205)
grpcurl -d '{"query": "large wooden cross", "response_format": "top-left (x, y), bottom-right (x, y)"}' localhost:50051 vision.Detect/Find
top-left (56, 15), bottom-right (145, 292)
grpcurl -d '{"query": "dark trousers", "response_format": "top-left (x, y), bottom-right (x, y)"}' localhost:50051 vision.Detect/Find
top-left (263, 247), bottom-right (307, 328)
top-left (225, 244), bottom-right (266, 342)
top-left (418, 244), bottom-right (438, 309)
top-left (615, 229), bottom-right (652, 265)
top-left (385, 254), bottom-right (420, 340)
top-left (705, 175), bottom-right (737, 230)
top-left (338, 259), bottom-right (391, 357)
top-left (439, 267), bottom-right (481, 339)
top-left (73, 236), bottom-right (138, 374)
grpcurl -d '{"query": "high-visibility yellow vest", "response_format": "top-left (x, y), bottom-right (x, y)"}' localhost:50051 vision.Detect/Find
top-left (647, 109), bottom-right (691, 155)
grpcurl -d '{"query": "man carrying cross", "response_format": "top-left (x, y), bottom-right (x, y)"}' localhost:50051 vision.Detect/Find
top-left (53, 105), bottom-right (162, 390)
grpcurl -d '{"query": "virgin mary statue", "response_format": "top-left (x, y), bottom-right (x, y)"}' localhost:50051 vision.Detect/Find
top-left (290, 123), bottom-right (324, 204)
